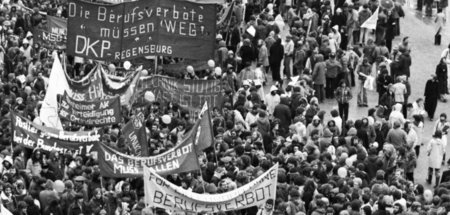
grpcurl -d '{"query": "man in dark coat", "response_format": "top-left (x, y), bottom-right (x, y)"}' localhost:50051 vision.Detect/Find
top-left (239, 39), bottom-right (256, 71)
top-left (424, 75), bottom-right (440, 120)
top-left (398, 47), bottom-right (412, 78)
top-left (269, 38), bottom-right (284, 83)
top-left (436, 58), bottom-right (449, 101)
top-left (273, 96), bottom-right (291, 137)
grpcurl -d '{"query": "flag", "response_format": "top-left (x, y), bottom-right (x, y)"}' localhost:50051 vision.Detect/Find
top-left (361, 7), bottom-right (379, 30)
top-left (122, 112), bottom-right (149, 156)
top-left (39, 51), bottom-right (69, 129)
top-left (217, 1), bottom-right (235, 26)
top-left (193, 102), bottom-right (214, 153)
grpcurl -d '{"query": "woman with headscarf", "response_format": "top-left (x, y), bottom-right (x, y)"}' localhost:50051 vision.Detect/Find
top-left (269, 38), bottom-right (284, 83)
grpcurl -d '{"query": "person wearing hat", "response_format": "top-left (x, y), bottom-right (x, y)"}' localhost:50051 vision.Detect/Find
top-left (73, 175), bottom-right (89, 202)
top-left (265, 85), bottom-right (280, 115)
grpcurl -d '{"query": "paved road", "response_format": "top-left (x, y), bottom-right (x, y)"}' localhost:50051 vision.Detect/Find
top-left (264, 5), bottom-right (450, 188)
top-left (321, 5), bottom-right (450, 188)
top-left (401, 5), bottom-right (450, 188)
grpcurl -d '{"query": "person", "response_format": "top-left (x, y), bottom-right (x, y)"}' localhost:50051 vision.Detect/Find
top-left (358, 4), bottom-right (372, 45)
top-left (284, 35), bottom-right (295, 80)
top-left (436, 57), bottom-right (448, 101)
top-left (434, 113), bottom-right (449, 164)
top-left (325, 52), bottom-right (342, 99)
top-left (412, 115), bottom-right (424, 157)
top-left (334, 80), bottom-right (352, 122)
top-left (312, 54), bottom-right (326, 103)
top-left (269, 38), bottom-right (284, 83)
top-left (257, 199), bottom-right (275, 215)
top-left (424, 75), bottom-right (440, 121)
top-left (357, 57), bottom-right (371, 107)
top-left (265, 85), bottom-right (280, 115)
top-left (427, 130), bottom-right (445, 187)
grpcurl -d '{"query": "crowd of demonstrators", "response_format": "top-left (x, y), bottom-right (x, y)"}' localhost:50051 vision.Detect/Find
top-left (0, 0), bottom-right (449, 215)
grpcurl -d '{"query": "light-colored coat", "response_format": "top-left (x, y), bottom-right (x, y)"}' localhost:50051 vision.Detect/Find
top-left (427, 138), bottom-right (445, 169)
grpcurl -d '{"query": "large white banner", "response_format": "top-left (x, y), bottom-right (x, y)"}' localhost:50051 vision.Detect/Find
top-left (144, 164), bottom-right (278, 213)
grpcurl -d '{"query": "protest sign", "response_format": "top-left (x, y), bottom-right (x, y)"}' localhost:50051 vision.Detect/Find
top-left (67, 0), bottom-right (216, 61)
top-left (144, 164), bottom-right (278, 212)
top-left (58, 92), bottom-right (122, 126)
top-left (96, 119), bottom-right (201, 177)
top-left (11, 111), bottom-right (98, 154)
top-left (122, 112), bottom-right (148, 156)
top-left (34, 16), bottom-right (67, 48)
top-left (135, 75), bottom-right (223, 117)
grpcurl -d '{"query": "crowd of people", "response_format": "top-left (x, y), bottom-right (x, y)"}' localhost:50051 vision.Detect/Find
top-left (0, 0), bottom-right (449, 214)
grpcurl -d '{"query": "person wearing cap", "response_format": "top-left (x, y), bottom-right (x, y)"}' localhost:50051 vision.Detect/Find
top-left (73, 175), bottom-right (89, 202)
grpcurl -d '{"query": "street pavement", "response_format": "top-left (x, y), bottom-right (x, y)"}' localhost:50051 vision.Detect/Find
top-left (263, 5), bottom-right (450, 189)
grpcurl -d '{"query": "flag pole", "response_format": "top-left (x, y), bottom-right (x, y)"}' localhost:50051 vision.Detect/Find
top-left (191, 109), bottom-right (208, 193)
top-left (206, 101), bottom-right (218, 164)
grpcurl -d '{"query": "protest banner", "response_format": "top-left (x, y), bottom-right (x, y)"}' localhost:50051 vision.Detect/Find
top-left (96, 119), bottom-right (201, 177)
top-left (99, 0), bottom-right (224, 4)
top-left (11, 111), bottom-right (99, 154)
top-left (67, 0), bottom-right (216, 61)
top-left (34, 16), bottom-right (67, 48)
top-left (40, 57), bottom-right (140, 129)
top-left (122, 112), bottom-right (148, 156)
top-left (144, 164), bottom-right (278, 213)
top-left (58, 92), bottom-right (122, 126)
top-left (135, 75), bottom-right (223, 117)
